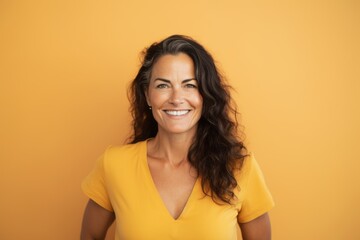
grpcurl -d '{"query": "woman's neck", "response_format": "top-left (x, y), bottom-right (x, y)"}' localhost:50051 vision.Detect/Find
top-left (147, 132), bottom-right (194, 167)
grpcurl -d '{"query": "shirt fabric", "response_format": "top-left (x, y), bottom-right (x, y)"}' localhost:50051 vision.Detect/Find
top-left (82, 139), bottom-right (274, 240)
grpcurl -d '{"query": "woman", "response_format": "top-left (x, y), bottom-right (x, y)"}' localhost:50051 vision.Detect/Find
top-left (81, 35), bottom-right (274, 240)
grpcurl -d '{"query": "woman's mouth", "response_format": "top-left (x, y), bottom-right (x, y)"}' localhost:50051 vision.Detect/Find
top-left (164, 110), bottom-right (190, 116)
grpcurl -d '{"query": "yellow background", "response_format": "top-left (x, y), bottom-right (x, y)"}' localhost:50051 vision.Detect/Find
top-left (1, 0), bottom-right (359, 239)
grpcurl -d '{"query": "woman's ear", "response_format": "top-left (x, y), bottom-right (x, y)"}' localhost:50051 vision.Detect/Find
top-left (144, 88), bottom-right (151, 107)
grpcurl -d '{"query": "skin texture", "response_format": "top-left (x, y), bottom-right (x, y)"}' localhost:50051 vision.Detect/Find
top-left (145, 53), bottom-right (202, 219)
top-left (145, 53), bottom-right (203, 136)
top-left (240, 213), bottom-right (272, 240)
top-left (80, 53), bottom-right (271, 239)
top-left (80, 200), bottom-right (115, 240)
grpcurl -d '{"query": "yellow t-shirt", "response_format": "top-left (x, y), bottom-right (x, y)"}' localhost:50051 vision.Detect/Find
top-left (82, 140), bottom-right (274, 240)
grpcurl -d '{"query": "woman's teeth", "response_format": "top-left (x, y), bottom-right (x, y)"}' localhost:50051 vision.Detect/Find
top-left (165, 110), bottom-right (189, 116)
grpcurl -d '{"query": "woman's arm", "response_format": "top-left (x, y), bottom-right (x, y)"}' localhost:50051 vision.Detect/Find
top-left (239, 213), bottom-right (272, 240)
top-left (80, 199), bottom-right (115, 240)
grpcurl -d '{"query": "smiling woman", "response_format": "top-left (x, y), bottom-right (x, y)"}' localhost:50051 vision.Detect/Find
top-left (80, 35), bottom-right (274, 240)
top-left (145, 53), bottom-right (203, 136)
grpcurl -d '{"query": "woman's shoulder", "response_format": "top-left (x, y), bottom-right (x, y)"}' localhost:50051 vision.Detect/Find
top-left (234, 152), bottom-right (259, 183)
top-left (103, 139), bottom-right (148, 164)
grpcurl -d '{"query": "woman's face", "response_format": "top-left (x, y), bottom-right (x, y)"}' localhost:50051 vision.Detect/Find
top-left (146, 53), bottom-right (203, 137)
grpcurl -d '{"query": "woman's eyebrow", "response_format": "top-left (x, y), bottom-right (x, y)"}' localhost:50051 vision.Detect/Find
top-left (154, 78), bottom-right (197, 83)
top-left (182, 78), bottom-right (197, 83)
top-left (154, 78), bottom-right (171, 83)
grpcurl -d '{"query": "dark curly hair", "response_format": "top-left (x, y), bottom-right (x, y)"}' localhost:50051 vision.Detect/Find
top-left (128, 35), bottom-right (247, 204)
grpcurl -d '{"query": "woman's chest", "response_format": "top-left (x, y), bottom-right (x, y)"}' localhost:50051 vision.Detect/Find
top-left (108, 173), bottom-right (239, 240)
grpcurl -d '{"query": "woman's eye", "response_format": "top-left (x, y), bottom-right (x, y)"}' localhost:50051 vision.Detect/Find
top-left (156, 84), bottom-right (168, 89)
top-left (185, 84), bottom-right (197, 88)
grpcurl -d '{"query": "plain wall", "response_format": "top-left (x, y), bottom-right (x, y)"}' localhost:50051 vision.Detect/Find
top-left (1, 0), bottom-right (359, 239)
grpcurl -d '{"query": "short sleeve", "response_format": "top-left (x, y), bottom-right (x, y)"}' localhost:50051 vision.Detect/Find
top-left (237, 154), bottom-right (274, 223)
top-left (81, 148), bottom-right (113, 212)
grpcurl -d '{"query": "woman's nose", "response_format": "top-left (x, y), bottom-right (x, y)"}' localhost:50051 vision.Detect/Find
top-left (169, 87), bottom-right (184, 105)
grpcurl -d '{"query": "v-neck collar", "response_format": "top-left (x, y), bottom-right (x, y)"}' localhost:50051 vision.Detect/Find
top-left (141, 139), bottom-right (199, 222)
